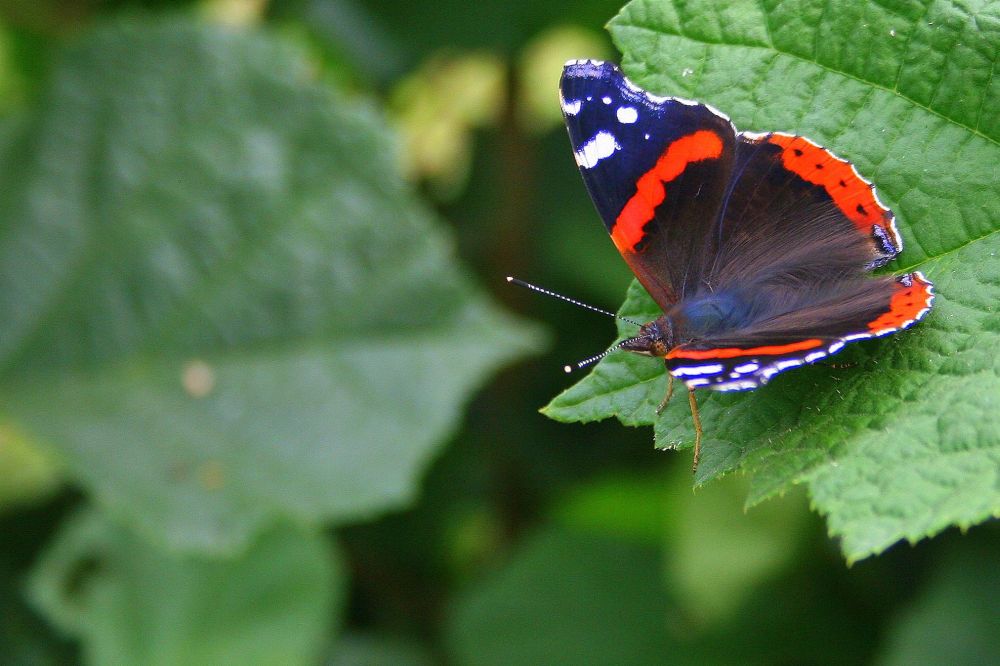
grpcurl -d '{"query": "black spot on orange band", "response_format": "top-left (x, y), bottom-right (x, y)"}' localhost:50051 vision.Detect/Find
top-left (767, 134), bottom-right (890, 238)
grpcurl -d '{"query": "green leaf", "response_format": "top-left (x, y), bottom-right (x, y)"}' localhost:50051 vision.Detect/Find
top-left (446, 528), bottom-right (672, 666)
top-left (327, 633), bottom-right (433, 666)
top-left (550, 468), bottom-right (812, 625)
top-left (876, 540), bottom-right (1000, 666)
top-left (663, 473), bottom-right (811, 625)
top-left (0, 420), bottom-right (62, 511)
top-left (0, 20), bottom-right (542, 553)
top-left (0, 560), bottom-right (74, 666)
top-left (551, 471), bottom-right (668, 545)
top-left (29, 509), bottom-right (343, 666)
top-left (445, 525), bottom-right (883, 665)
top-left (545, 0), bottom-right (1000, 560)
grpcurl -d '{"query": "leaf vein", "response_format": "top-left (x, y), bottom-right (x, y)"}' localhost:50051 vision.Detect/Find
top-left (896, 222), bottom-right (1000, 274)
top-left (615, 19), bottom-right (1000, 147)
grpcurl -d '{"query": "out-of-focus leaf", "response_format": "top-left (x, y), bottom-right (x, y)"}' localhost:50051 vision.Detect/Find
top-left (550, 471), bottom-right (667, 545)
top-left (326, 632), bottom-right (433, 666)
top-left (664, 473), bottom-right (811, 625)
top-left (348, 0), bottom-right (622, 56)
top-left (876, 539), bottom-right (1000, 666)
top-left (201, 0), bottom-right (268, 26)
top-left (552, 468), bottom-right (812, 625)
top-left (0, 420), bottom-right (61, 511)
top-left (0, 20), bottom-right (542, 554)
top-left (517, 26), bottom-right (610, 132)
top-left (446, 528), bottom-right (672, 665)
top-left (445, 521), bottom-right (885, 665)
top-left (545, 0), bottom-right (1000, 561)
top-left (0, 559), bottom-right (75, 665)
top-left (391, 53), bottom-right (505, 196)
top-left (0, 24), bottom-right (27, 113)
top-left (29, 509), bottom-right (342, 666)
top-left (268, 0), bottom-right (405, 83)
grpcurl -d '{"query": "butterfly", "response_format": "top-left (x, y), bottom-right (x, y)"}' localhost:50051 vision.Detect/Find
top-left (559, 60), bottom-right (933, 469)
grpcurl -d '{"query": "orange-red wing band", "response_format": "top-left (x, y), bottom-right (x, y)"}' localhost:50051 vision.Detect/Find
top-left (668, 274), bottom-right (933, 362)
top-left (611, 130), bottom-right (725, 254)
top-left (766, 134), bottom-right (889, 236)
top-left (666, 338), bottom-right (824, 360)
top-left (867, 273), bottom-right (935, 334)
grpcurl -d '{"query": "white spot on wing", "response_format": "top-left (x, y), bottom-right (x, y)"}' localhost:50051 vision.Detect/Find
top-left (562, 99), bottom-right (581, 116)
top-left (616, 106), bottom-right (638, 124)
top-left (574, 131), bottom-right (620, 169)
top-left (601, 96), bottom-right (612, 105)
top-left (714, 379), bottom-right (758, 392)
top-left (673, 364), bottom-right (724, 377)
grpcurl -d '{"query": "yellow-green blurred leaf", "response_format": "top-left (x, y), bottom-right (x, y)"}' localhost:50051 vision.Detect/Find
top-left (0, 421), bottom-right (61, 511)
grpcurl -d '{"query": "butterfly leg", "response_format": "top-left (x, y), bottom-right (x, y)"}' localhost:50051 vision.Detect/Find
top-left (656, 366), bottom-right (674, 415)
top-left (688, 388), bottom-right (703, 473)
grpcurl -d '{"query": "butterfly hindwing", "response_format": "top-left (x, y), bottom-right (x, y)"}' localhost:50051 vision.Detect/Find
top-left (658, 130), bottom-right (929, 391)
top-left (665, 272), bottom-right (934, 391)
top-left (712, 133), bottom-right (901, 277)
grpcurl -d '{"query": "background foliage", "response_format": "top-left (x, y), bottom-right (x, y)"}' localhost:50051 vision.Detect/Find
top-left (0, 0), bottom-right (996, 664)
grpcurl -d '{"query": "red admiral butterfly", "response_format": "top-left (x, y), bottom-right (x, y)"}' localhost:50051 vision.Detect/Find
top-left (559, 60), bottom-right (933, 469)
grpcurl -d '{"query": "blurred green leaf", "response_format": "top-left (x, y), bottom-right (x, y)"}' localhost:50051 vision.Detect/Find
top-left (877, 540), bottom-right (1000, 666)
top-left (551, 471), bottom-right (667, 545)
top-left (29, 509), bottom-right (342, 666)
top-left (664, 473), bottom-right (811, 625)
top-left (446, 528), bottom-right (672, 665)
top-left (326, 632), bottom-right (433, 666)
top-left (445, 524), bottom-right (888, 666)
top-left (517, 26), bottom-right (611, 132)
top-left (343, 0), bottom-right (622, 57)
top-left (0, 420), bottom-right (62, 511)
top-left (545, 0), bottom-right (1000, 561)
top-left (268, 0), bottom-right (405, 84)
top-left (0, 559), bottom-right (75, 666)
top-left (0, 19), bottom-right (542, 553)
top-left (552, 468), bottom-right (812, 625)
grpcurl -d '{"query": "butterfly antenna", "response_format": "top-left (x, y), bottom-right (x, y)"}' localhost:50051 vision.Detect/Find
top-left (506, 276), bottom-right (642, 326)
top-left (564, 335), bottom-right (646, 373)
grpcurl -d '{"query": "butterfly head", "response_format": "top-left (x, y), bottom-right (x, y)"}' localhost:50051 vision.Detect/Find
top-left (622, 315), bottom-right (675, 358)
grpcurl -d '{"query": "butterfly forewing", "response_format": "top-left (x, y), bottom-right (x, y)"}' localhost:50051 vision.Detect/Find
top-left (560, 60), bottom-right (737, 308)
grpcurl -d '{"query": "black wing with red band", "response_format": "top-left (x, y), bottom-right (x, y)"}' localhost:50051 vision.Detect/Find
top-left (725, 133), bottom-right (901, 269)
top-left (560, 60), bottom-right (736, 308)
top-left (560, 60), bottom-right (933, 392)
